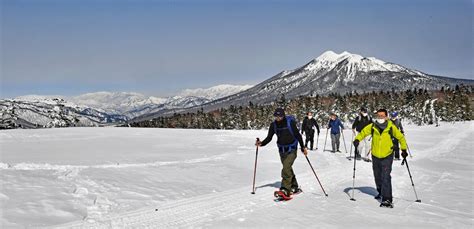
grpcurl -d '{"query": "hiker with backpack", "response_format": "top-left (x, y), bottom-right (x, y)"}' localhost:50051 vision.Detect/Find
top-left (353, 109), bottom-right (407, 208)
top-left (301, 111), bottom-right (320, 150)
top-left (255, 108), bottom-right (308, 199)
top-left (327, 113), bottom-right (344, 153)
top-left (390, 111), bottom-right (404, 160)
top-left (352, 107), bottom-right (372, 159)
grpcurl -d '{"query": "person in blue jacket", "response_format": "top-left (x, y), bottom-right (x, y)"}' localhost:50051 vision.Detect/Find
top-left (327, 113), bottom-right (344, 153)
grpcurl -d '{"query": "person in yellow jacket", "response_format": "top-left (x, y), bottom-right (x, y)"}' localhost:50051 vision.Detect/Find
top-left (353, 109), bottom-right (408, 208)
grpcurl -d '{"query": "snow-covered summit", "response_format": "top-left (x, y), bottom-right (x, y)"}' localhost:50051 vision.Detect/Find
top-left (305, 50), bottom-right (426, 78)
top-left (15, 95), bottom-right (65, 102)
top-left (178, 84), bottom-right (253, 100)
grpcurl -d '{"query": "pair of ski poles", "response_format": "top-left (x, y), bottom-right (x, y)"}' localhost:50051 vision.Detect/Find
top-left (251, 138), bottom-right (328, 197)
top-left (349, 141), bottom-right (420, 203)
top-left (323, 128), bottom-right (349, 153)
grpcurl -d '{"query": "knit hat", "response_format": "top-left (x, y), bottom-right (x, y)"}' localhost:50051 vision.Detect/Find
top-left (273, 108), bottom-right (285, 117)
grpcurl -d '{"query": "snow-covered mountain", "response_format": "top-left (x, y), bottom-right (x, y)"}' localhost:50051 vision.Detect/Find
top-left (169, 51), bottom-right (473, 114)
top-left (2, 84), bottom-right (252, 128)
top-left (0, 98), bottom-right (128, 129)
top-left (178, 84), bottom-right (253, 99)
top-left (63, 85), bottom-right (252, 119)
top-left (68, 92), bottom-right (167, 115)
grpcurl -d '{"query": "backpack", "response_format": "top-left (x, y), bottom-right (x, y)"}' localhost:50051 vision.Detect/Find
top-left (273, 115), bottom-right (299, 154)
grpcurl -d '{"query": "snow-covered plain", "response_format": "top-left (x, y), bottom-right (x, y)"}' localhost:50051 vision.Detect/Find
top-left (0, 122), bottom-right (473, 228)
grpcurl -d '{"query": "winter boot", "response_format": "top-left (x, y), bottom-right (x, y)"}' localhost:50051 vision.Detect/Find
top-left (380, 200), bottom-right (394, 208)
top-left (292, 187), bottom-right (303, 195)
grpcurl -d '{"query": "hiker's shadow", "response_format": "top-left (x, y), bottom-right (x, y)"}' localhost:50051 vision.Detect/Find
top-left (343, 186), bottom-right (378, 198)
top-left (256, 181), bottom-right (281, 190)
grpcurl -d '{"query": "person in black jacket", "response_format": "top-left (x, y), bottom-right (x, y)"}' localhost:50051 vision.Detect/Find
top-left (352, 107), bottom-right (372, 159)
top-left (256, 108), bottom-right (307, 197)
top-left (301, 112), bottom-right (320, 150)
top-left (390, 111), bottom-right (404, 160)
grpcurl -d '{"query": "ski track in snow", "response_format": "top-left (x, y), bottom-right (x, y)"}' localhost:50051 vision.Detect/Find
top-left (52, 169), bottom-right (340, 229)
top-left (0, 154), bottom-right (228, 172)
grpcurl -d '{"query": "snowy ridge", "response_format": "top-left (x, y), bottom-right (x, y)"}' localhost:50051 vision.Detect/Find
top-left (69, 92), bottom-right (167, 115)
top-left (0, 99), bottom-right (125, 129)
top-left (69, 85), bottom-right (252, 118)
top-left (177, 84), bottom-right (253, 100)
top-left (2, 84), bottom-right (253, 128)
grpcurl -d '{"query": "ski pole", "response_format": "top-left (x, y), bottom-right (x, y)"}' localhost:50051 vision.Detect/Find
top-left (341, 130), bottom-right (349, 154)
top-left (349, 131), bottom-right (354, 158)
top-left (406, 143), bottom-right (413, 158)
top-left (251, 138), bottom-right (260, 194)
top-left (401, 158), bottom-right (421, 202)
top-left (323, 129), bottom-right (329, 152)
top-left (304, 155), bottom-right (328, 197)
top-left (350, 147), bottom-right (358, 201)
top-left (316, 133), bottom-right (320, 150)
top-left (366, 148), bottom-right (371, 158)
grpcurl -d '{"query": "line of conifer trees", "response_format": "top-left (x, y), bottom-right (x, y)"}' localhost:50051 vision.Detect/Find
top-left (130, 85), bottom-right (472, 129)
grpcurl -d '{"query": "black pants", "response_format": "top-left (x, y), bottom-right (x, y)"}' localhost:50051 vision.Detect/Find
top-left (304, 130), bottom-right (315, 149)
top-left (392, 138), bottom-right (400, 159)
top-left (372, 153), bottom-right (394, 202)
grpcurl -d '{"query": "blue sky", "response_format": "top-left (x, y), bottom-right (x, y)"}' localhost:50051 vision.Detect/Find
top-left (1, 0), bottom-right (472, 98)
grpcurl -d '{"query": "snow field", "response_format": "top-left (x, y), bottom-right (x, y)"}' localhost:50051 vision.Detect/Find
top-left (0, 122), bottom-right (473, 228)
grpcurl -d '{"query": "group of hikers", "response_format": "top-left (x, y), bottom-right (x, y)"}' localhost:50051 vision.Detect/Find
top-left (255, 107), bottom-right (408, 208)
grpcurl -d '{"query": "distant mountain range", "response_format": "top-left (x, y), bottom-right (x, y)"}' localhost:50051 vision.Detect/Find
top-left (134, 51), bottom-right (473, 121)
top-left (0, 85), bottom-right (252, 129)
top-left (0, 98), bottom-right (127, 129)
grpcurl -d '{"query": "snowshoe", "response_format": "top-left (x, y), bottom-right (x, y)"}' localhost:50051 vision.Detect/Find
top-left (380, 200), bottom-right (394, 208)
top-left (274, 190), bottom-right (292, 201)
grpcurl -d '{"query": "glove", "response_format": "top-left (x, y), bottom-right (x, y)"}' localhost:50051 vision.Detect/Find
top-left (353, 140), bottom-right (359, 148)
top-left (401, 150), bottom-right (408, 159)
top-left (302, 147), bottom-right (308, 156)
